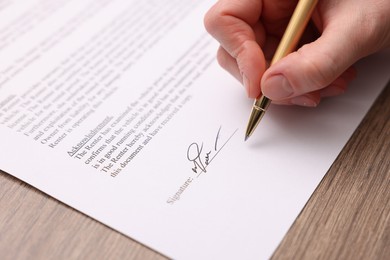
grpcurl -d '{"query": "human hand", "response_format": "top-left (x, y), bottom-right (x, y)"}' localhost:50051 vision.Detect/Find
top-left (204, 0), bottom-right (390, 106)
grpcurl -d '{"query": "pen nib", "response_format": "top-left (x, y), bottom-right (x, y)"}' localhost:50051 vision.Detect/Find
top-left (245, 107), bottom-right (266, 141)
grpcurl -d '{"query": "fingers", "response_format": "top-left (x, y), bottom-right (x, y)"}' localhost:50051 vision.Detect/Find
top-left (217, 46), bottom-right (241, 82)
top-left (205, 0), bottom-right (390, 107)
top-left (204, 0), bottom-right (263, 49)
top-left (261, 24), bottom-right (361, 105)
top-left (204, 0), bottom-right (266, 98)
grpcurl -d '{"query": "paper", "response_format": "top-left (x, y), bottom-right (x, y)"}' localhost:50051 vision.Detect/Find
top-left (0, 1), bottom-right (389, 259)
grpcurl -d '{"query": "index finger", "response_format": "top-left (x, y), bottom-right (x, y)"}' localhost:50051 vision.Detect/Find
top-left (204, 0), bottom-right (266, 98)
top-left (204, 0), bottom-right (262, 58)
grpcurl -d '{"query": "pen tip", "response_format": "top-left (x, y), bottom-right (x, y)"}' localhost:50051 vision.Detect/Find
top-left (245, 104), bottom-right (267, 142)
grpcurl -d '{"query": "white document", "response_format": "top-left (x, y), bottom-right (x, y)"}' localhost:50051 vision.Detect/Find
top-left (0, 0), bottom-right (389, 259)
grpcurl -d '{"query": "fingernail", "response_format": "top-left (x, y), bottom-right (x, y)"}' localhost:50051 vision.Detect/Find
top-left (263, 75), bottom-right (293, 100)
top-left (243, 74), bottom-right (250, 97)
top-left (291, 96), bottom-right (318, 107)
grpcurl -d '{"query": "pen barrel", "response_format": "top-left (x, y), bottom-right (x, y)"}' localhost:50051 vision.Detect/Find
top-left (254, 95), bottom-right (271, 111)
top-left (245, 0), bottom-right (319, 140)
top-left (271, 0), bottom-right (319, 65)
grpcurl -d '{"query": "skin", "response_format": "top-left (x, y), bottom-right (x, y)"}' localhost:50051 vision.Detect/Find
top-left (204, 0), bottom-right (390, 106)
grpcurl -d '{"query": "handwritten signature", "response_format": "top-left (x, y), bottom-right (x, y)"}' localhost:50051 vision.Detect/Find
top-left (186, 126), bottom-right (238, 175)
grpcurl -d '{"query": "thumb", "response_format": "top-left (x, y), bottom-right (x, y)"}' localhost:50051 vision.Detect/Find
top-left (261, 27), bottom-right (363, 103)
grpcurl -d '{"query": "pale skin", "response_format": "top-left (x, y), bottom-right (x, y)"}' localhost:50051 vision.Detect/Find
top-left (204, 0), bottom-right (390, 106)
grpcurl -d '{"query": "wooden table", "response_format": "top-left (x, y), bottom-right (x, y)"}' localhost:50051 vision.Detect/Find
top-left (1, 82), bottom-right (389, 260)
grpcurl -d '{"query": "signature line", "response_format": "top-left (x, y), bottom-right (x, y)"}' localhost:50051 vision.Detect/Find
top-left (214, 126), bottom-right (222, 151)
top-left (209, 128), bottom-right (238, 165)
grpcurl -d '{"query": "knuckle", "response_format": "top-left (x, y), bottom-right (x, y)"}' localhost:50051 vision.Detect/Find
top-left (296, 45), bottom-right (339, 89)
top-left (348, 4), bottom-right (390, 56)
top-left (203, 5), bottom-right (221, 36)
top-left (367, 7), bottom-right (390, 51)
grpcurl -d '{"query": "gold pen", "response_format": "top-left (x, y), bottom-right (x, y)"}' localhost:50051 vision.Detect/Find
top-left (245, 0), bottom-right (319, 141)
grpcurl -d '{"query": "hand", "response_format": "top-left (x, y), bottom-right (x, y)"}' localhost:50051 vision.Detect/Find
top-left (204, 0), bottom-right (390, 106)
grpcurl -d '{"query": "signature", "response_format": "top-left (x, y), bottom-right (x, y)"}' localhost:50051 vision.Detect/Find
top-left (186, 126), bottom-right (238, 175)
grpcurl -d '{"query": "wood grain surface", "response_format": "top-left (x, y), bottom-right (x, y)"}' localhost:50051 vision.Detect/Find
top-left (1, 82), bottom-right (389, 260)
